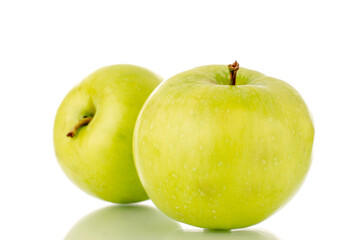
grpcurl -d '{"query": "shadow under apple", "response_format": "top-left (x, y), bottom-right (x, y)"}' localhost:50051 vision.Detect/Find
top-left (165, 229), bottom-right (279, 240)
top-left (65, 204), bottom-right (182, 240)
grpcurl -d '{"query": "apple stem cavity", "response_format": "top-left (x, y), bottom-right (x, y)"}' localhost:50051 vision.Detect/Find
top-left (228, 61), bottom-right (239, 85)
top-left (66, 116), bottom-right (93, 138)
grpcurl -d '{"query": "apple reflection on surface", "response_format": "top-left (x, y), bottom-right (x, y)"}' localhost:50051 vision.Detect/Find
top-left (65, 204), bottom-right (279, 240)
top-left (65, 205), bottom-right (181, 240)
top-left (165, 229), bottom-right (279, 240)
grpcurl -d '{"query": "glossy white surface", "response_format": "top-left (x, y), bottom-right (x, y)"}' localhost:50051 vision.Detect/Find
top-left (0, 1), bottom-right (359, 239)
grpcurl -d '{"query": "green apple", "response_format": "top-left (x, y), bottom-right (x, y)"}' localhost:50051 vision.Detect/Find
top-left (133, 62), bottom-right (314, 229)
top-left (54, 65), bottom-right (161, 203)
top-left (65, 205), bottom-right (182, 240)
top-left (165, 229), bottom-right (279, 240)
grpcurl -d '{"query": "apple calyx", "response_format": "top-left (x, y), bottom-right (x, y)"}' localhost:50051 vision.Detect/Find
top-left (228, 61), bottom-right (239, 85)
top-left (66, 116), bottom-right (93, 138)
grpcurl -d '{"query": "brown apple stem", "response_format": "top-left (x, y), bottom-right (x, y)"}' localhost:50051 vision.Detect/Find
top-left (228, 61), bottom-right (239, 85)
top-left (66, 117), bottom-right (93, 138)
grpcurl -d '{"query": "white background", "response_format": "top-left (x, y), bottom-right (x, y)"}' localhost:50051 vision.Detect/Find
top-left (1, 1), bottom-right (359, 239)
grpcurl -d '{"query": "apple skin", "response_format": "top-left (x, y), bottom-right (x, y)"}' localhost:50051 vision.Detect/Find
top-left (133, 65), bottom-right (314, 229)
top-left (65, 205), bottom-right (181, 240)
top-left (54, 65), bottom-right (161, 203)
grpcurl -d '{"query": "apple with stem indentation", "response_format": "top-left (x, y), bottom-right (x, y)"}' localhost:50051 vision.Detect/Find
top-left (134, 61), bottom-right (314, 229)
top-left (54, 65), bottom-right (161, 203)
